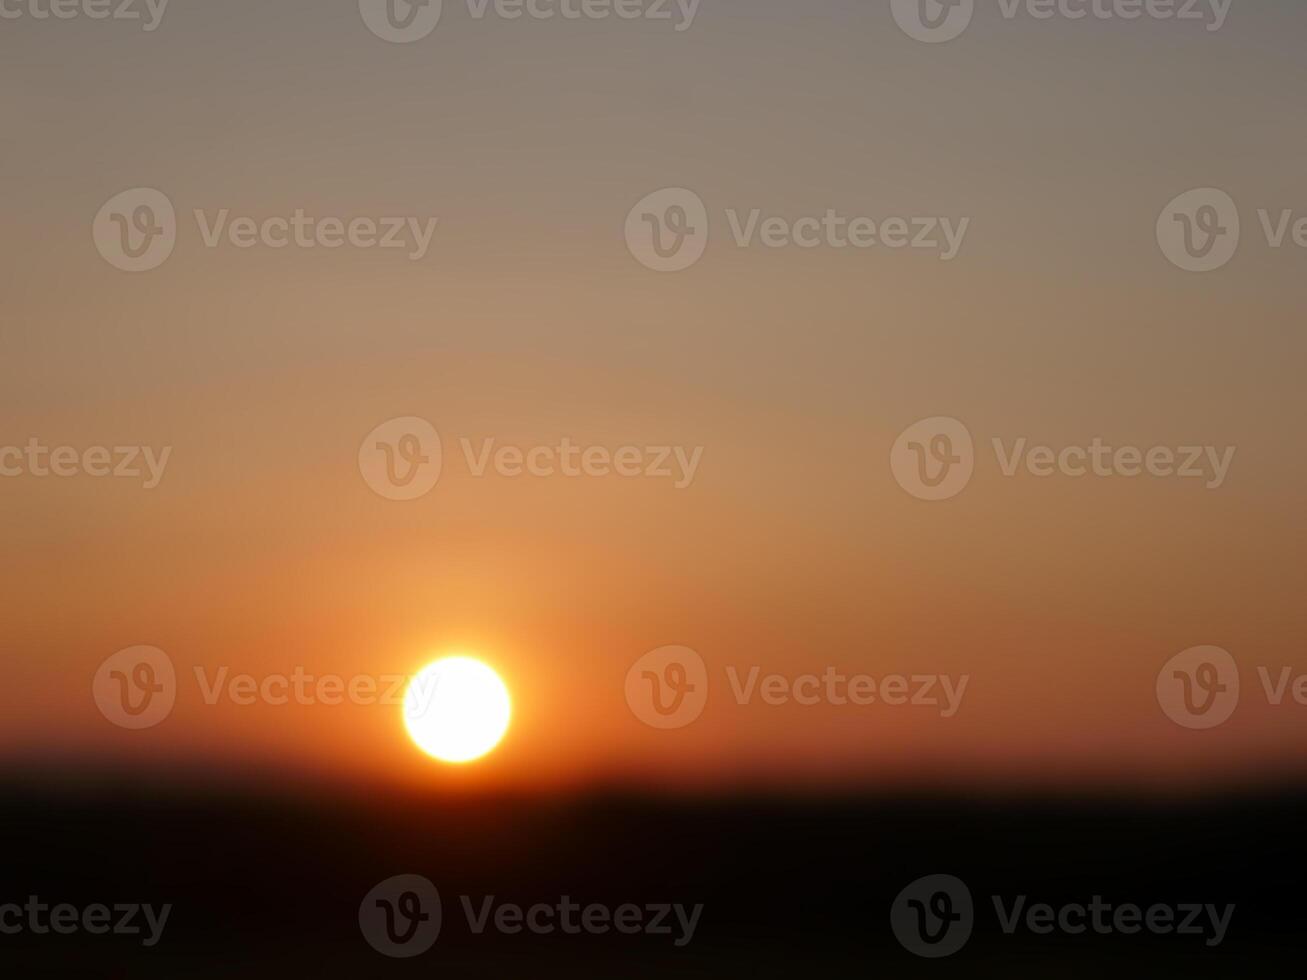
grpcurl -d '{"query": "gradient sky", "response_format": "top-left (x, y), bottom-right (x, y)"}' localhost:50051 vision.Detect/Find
top-left (2, 0), bottom-right (1305, 792)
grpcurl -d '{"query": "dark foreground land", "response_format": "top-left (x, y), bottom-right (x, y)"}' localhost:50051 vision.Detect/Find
top-left (2, 773), bottom-right (1303, 975)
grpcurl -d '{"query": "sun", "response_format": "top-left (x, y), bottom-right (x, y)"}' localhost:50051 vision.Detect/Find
top-left (403, 656), bottom-right (512, 764)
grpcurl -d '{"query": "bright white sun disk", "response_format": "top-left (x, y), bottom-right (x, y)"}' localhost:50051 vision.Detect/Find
top-left (403, 657), bottom-right (511, 764)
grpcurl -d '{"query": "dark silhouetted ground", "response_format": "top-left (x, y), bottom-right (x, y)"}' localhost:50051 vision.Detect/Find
top-left (2, 773), bottom-right (1302, 975)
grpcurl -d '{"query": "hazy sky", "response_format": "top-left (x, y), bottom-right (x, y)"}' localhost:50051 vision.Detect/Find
top-left (2, 1), bottom-right (1305, 792)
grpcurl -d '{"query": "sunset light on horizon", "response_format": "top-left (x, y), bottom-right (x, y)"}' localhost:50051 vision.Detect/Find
top-left (4, 0), bottom-right (1306, 974)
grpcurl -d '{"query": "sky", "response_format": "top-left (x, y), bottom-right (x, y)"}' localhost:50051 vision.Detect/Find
top-left (1, 0), bottom-right (1305, 794)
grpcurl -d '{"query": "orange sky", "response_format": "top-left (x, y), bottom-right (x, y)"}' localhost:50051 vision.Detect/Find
top-left (2, 1), bottom-right (1306, 794)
